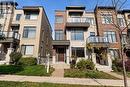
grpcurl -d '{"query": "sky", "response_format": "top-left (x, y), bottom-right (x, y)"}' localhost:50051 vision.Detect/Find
top-left (8, 0), bottom-right (130, 37)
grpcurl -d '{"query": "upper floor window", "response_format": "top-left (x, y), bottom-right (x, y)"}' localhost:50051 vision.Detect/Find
top-left (122, 33), bottom-right (127, 44)
top-left (23, 26), bottom-right (36, 38)
top-left (55, 16), bottom-right (63, 23)
top-left (90, 32), bottom-right (95, 36)
top-left (102, 14), bottom-right (113, 24)
top-left (86, 17), bottom-right (95, 25)
top-left (25, 14), bottom-right (38, 20)
top-left (55, 30), bottom-right (64, 40)
top-left (71, 29), bottom-right (84, 40)
top-left (117, 18), bottom-right (125, 27)
top-left (16, 14), bottom-right (22, 21)
top-left (104, 31), bottom-right (117, 43)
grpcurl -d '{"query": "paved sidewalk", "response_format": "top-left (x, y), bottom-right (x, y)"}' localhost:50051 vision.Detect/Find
top-left (0, 75), bottom-right (130, 86)
top-left (51, 69), bottom-right (64, 77)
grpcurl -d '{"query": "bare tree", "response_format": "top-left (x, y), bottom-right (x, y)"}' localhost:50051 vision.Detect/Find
top-left (103, 0), bottom-right (129, 87)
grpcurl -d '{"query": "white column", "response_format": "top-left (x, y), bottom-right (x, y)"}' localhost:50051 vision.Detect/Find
top-left (66, 48), bottom-right (70, 64)
top-left (5, 48), bottom-right (14, 65)
top-left (107, 53), bottom-right (112, 68)
top-left (52, 56), bottom-right (56, 64)
top-left (0, 44), bottom-right (2, 53)
top-left (92, 53), bottom-right (96, 65)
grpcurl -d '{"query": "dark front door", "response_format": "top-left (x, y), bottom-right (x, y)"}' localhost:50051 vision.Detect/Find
top-left (58, 48), bottom-right (65, 62)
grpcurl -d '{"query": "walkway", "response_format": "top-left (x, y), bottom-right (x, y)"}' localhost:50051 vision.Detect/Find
top-left (105, 72), bottom-right (130, 80)
top-left (51, 69), bottom-right (64, 77)
top-left (0, 75), bottom-right (130, 86)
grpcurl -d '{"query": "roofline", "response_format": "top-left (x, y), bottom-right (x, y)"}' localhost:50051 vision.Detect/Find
top-left (66, 6), bottom-right (86, 10)
top-left (0, 1), bottom-right (18, 6)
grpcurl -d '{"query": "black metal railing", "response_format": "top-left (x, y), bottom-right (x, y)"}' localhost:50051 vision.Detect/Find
top-left (87, 36), bottom-right (109, 43)
top-left (0, 31), bottom-right (20, 40)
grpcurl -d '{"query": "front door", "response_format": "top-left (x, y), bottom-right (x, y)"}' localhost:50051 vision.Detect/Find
top-left (58, 48), bottom-right (65, 62)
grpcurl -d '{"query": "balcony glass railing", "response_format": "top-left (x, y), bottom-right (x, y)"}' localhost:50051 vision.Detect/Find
top-left (87, 36), bottom-right (109, 43)
top-left (67, 17), bottom-right (89, 23)
top-left (0, 31), bottom-right (20, 40)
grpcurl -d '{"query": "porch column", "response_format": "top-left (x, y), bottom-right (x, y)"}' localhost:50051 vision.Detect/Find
top-left (5, 43), bottom-right (14, 65)
top-left (52, 49), bottom-right (56, 64)
top-left (0, 44), bottom-right (2, 53)
top-left (107, 53), bottom-right (112, 69)
top-left (66, 47), bottom-right (70, 64)
top-left (92, 53), bottom-right (96, 65)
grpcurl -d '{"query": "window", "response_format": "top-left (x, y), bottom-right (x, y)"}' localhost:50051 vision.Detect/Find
top-left (117, 18), bottom-right (125, 27)
top-left (71, 29), bottom-right (84, 40)
top-left (16, 14), bottom-right (22, 21)
top-left (25, 14), bottom-right (38, 20)
top-left (109, 49), bottom-right (120, 59)
top-left (55, 16), bottom-right (63, 23)
top-left (90, 32), bottom-right (95, 36)
top-left (122, 34), bottom-right (127, 44)
top-left (104, 31), bottom-right (117, 43)
top-left (23, 26), bottom-right (36, 38)
top-left (102, 14), bottom-right (113, 24)
top-left (72, 47), bottom-right (85, 57)
top-left (86, 17), bottom-right (95, 25)
top-left (21, 45), bottom-right (34, 55)
top-left (55, 30), bottom-right (64, 40)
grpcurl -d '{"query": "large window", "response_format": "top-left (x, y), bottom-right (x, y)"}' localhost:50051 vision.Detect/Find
top-left (86, 17), bottom-right (95, 25)
top-left (16, 14), bottom-right (22, 21)
top-left (55, 30), bottom-right (64, 40)
top-left (55, 16), bottom-right (63, 23)
top-left (117, 18), bottom-right (125, 27)
top-left (109, 49), bottom-right (120, 59)
top-left (104, 31), bottom-right (117, 43)
top-left (71, 29), bottom-right (84, 40)
top-left (102, 14), bottom-right (113, 24)
top-left (72, 47), bottom-right (85, 57)
top-left (23, 26), bottom-right (36, 38)
top-left (21, 45), bottom-right (34, 55)
top-left (25, 14), bottom-right (38, 20)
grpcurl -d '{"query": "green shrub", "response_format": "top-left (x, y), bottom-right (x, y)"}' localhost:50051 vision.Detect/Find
top-left (18, 57), bottom-right (37, 66)
top-left (0, 65), bottom-right (23, 74)
top-left (112, 58), bottom-right (122, 72)
top-left (10, 52), bottom-right (22, 65)
top-left (76, 59), bottom-right (95, 70)
top-left (70, 59), bottom-right (76, 69)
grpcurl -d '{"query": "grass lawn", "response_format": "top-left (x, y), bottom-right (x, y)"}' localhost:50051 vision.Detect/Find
top-left (64, 69), bottom-right (119, 79)
top-left (0, 81), bottom-right (119, 87)
top-left (0, 65), bottom-right (54, 76)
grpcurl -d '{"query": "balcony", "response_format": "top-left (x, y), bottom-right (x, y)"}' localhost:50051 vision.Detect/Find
top-left (0, 31), bottom-right (20, 43)
top-left (87, 36), bottom-right (109, 47)
top-left (66, 17), bottom-right (90, 28)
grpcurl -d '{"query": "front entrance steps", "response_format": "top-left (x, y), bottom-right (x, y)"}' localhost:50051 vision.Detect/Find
top-left (52, 62), bottom-right (70, 69)
top-left (95, 64), bottom-right (112, 72)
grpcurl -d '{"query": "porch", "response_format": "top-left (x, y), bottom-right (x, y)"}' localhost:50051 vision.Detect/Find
top-left (52, 40), bottom-right (70, 65)
top-left (87, 36), bottom-right (112, 71)
top-left (0, 31), bottom-right (20, 64)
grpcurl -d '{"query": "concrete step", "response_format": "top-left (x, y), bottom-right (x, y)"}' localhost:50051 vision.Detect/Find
top-left (95, 64), bottom-right (112, 72)
top-left (52, 62), bottom-right (70, 69)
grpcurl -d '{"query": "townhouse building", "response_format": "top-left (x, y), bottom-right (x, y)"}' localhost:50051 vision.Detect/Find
top-left (53, 6), bottom-right (130, 71)
top-left (0, 1), bottom-right (52, 64)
